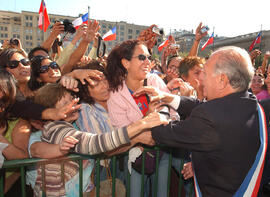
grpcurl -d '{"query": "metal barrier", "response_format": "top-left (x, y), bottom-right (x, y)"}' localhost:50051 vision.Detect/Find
top-left (0, 146), bottom-right (193, 197)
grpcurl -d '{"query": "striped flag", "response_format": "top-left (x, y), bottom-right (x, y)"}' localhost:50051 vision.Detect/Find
top-left (38, 0), bottom-right (50, 32)
top-left (102, 27), bottom-right (116, 41)
top-left (249, 32), bottom-right (262, 52)
top-left (201, 32), bottom-right (214, 51)
top-left (158, 39), bottom-right (169, 51)
top-left (72, 13), bottom-right (88, 29)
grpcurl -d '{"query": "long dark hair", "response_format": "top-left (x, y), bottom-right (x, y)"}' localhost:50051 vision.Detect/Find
top-left (106, 39), bottom-right (142, 92)
top-left (76, 60), bottom-right (107, 105)
top-left (0, 70), bottom-right (17, 128)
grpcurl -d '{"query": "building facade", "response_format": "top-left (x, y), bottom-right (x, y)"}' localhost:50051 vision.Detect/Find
top-left (0, 10), bottom-right (148, 53)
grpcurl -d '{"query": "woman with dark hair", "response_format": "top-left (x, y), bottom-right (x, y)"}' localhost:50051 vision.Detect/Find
top-left (0, 48), bottom-right (80, 121)
top-left (28, 54), bottom-right (104, 92)
top-left (0, 48), bottom-right (32, 98)
top-left (0, 71), bottom-right (16, 129)
top-left (106, 40), bottom-right (173, 197)
top-left (28, 55), bottom-right (61, 91)
top-left (0, 70), bottom-right (32, 195)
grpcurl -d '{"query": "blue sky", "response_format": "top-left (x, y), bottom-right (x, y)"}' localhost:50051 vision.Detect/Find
top-left (1, 0), bottom-right (269, 37)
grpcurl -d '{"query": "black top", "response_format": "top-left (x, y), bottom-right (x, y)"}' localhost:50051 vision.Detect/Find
top-left (152, 91), bottom-right (270, 196)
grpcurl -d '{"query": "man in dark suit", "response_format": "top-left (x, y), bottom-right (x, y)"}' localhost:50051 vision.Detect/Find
top-left (135, 46), bottom-right (270, 196)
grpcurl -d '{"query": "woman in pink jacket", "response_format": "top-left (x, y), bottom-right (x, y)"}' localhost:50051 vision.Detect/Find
top-left (106, 40), bottom-right (171, 197)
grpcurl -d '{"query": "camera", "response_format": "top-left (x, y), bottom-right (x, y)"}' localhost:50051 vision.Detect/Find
top-left (10, 38), bottom-right (19, 46)
top-left (201, 26), bottom-right (209, 34)
top-left (62, 19), bottom-right (76, 34)
top-left (152, 26), bottom-right (164, 36)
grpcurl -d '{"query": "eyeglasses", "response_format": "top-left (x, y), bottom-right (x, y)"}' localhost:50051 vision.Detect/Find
top-left (132, 54), bottom-right (152, 61)
top-left (7, 58), bottom-right (30, 69)
top-left (39, 62), bottom-right (60, 73)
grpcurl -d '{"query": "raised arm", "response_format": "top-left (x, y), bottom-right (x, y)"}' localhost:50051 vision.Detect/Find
top-left (56, 24), bottom-right (87, 67)
top-left (261, 51), bottom-right (270, 75)
top-left (42, 22), bottom-right (65, 51)
top-left (188, 22), bottom-right (208, 57)
top-left (61, 20), bottom-right (100, 75)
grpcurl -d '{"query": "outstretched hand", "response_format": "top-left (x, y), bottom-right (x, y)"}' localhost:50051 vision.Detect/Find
top-left (82, 20), bottom-right (100, 43)
top-left (60, 76), bottom-right (79, 92)
top-left (141, 111), bottom-right (170, 129)
top-left (195, 22), bottom-right (208, 41)
top-left (250, 49), bottom-right (261, 62)
top-left (72, 69), bottom-right (103, 85)
top-left (59, 136), bottom-right (79, 155)
top-left (137, 24), bottom-right (158, 50)
top-left (133, 86), bottom-right (175, 104)
top-left (167, 78), bottom-right (195, 96)
top-left (42, 98), bottom-right (81, 120)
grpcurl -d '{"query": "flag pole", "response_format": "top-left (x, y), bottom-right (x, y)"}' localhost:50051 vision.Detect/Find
top-left (259, 24), bottom-right (262, 51)
top-left (42, 0), bottom-right (45, 42)
top-left (212, 26), bottom-right (215, 52)
top-left (88, 6), bottom-right (90, 22)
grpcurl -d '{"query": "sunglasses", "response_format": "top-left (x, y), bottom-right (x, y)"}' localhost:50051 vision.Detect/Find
top-left (7, 58), bottom-right (30, 69)
top-left (132, 54), bottom-right (152, 61)
top-left (39, 62), bottom-right (60, 73)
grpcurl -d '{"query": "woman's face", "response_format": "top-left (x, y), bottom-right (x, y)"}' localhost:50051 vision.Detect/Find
top-left (183, 65), bottom-right (203, 91)
top-left (124, 44), bottom-right (151, 81)
top-left (251, 75), bottom-right (264, 95)
top-left (37, 59), bottom-right (61, 83)
top-left (87, 76), bottom-right (110, 104)
top-left (6, 53), bottom-right (30, 84)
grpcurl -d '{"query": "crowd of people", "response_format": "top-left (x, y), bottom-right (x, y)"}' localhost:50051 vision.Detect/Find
top-left (0, 20), bottom-right (269, 197)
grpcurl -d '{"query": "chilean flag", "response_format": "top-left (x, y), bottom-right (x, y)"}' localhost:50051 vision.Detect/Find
top-left (38, 0), bottom-right (50, 32)
top-left (72, 13), bottom-right (88, 29)
top-left (249, 32), bottom-right (262, 52)
top-left (201, 32), bottom-right (214, 51)
top-left (102, 27), bottom-right (116, 41)
top-left (158, 39), bottom-right (169, 51)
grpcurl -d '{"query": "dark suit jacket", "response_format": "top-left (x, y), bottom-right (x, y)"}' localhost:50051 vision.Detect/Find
top-left (152, 91), bottom-right (270, 197)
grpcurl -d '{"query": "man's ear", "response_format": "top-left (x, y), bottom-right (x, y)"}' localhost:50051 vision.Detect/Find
top-left (218, 73), bottom-right (229, 89)
top-left (121, 58), bottom-right (129, 70)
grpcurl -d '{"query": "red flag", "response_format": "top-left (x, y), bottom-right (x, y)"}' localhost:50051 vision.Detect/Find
top-left (201, 32), bottom-right (214, 51)
top-left (158, 39), bottom-right (169, 51)
top-left (38, 0), bottom-right (50, 32)
top-left (249, 32), bottom-right (262, 52)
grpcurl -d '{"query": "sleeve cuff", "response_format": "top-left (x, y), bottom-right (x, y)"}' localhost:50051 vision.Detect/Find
top-left (169, 95), bottom-right (181, 110)
top-left (121, 126), bottom-right (131, 144)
